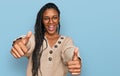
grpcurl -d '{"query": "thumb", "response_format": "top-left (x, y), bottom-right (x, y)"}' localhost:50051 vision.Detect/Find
top-left (22, 31), bottom-right (32, 44)
top-left (72, 48), bottom-right (79, 61)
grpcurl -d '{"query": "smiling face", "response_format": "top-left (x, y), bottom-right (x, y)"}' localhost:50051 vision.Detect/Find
top-left (43, 8), bottom-right (60, 36)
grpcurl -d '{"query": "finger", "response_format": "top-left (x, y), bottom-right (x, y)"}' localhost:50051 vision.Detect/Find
top-left (69, 69), bottom-right (81, 74)
top-left (11, 47), bottom-right (21, 58)
top-left (68, 60), bottom-right (80, 66)
top-left (14, 44), bottom-right (24, 56)
top-left (72, 72), bottom-right (80, 75)
top-left (67, 61), bottom-right (81, 69)
top-left (26, 31), bottom-right (32, 38)
top-left (69, 69), bottom-right (81, 72)
top-left (72, 48), bottom-right (79, 61)
top-left (18, 41), bottom-right (28, 53)
top-left (22, 31), bottom-right (32, 44)
top-left (68, 64), bottom-right (80, 69)
top-left (11, 51), bottom-right (18, 58)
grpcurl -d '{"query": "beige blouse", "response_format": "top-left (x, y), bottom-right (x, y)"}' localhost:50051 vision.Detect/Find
top-left (24, 34), bottom-right (76, 76)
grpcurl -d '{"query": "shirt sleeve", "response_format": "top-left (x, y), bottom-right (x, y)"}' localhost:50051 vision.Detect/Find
top-left (24, 34), bottom-right (35, 58)
top-left (61, 37), bottom-right (76, 64)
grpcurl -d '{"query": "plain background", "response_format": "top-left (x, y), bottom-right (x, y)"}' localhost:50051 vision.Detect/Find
top-left (0, 0), bottom-right (120, 76)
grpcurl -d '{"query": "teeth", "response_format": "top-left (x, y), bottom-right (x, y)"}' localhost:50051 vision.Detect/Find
top-left (48, 25), bottom-right (54, 31)
top-left (49, 25), bottom-right (54, 27)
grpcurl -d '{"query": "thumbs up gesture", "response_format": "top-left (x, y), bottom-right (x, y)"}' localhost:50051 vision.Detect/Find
top-left (11, 31), bottom-right (32, 58)
top-left (67, 48), bottom-right (82, 75)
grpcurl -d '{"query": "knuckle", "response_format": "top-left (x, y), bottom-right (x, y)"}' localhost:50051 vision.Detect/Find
top-left (24, 49), bottom-right (28, 53)
top-left (18, 41), bottom-right (22, 45)
top-left (20, 53), bottom-right (25, 56)
top-left (14, 44), bottom-right (18, 47)
top-left (22, 38), bottom-right (26, 44)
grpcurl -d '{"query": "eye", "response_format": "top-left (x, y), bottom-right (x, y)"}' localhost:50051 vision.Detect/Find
top-left (52, 16), bottom-right (58, 20)
top-left (43, 17), bottom-right (49, 21)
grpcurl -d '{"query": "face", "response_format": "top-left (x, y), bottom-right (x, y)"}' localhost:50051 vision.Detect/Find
top-left (43, 8), bottom-right (60, 35)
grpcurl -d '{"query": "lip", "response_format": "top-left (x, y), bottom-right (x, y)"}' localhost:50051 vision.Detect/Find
top-left (48, 25), bottom-right (55, 31)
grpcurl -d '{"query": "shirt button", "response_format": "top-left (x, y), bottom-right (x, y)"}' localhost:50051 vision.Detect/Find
top-left (58, 41), bottom-right (61, 44)
top-left (49, 50), bottom-right (53, 54)
top-left (48, 57), bottom-right (52, 61)
top-left (54, 45), bottom-right (58, 48)
top-left (61, 37), bottom-right (64, 39)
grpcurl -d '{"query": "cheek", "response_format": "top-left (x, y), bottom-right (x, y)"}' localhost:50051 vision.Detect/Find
top-left (56, 22), bottom-right (59, 26)
top-left (54, 19), bottom-right (59, 25)
top-left (43, 20), bottom-right (48, 25)
top-left (44, 25), bottom-right (47, 29)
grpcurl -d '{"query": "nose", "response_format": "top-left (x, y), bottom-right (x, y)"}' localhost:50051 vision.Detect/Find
top-left (49, 18), bottom-right (53, 23)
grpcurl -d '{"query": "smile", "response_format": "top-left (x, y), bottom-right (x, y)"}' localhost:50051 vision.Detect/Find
top-left (48, 25), bottom-right (55, 31)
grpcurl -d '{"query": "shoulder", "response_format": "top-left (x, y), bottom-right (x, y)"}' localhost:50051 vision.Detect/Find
top-left (61, 35), bottom-right (74, 44)
top-left (61, 35), bottom-right (73, 41)
top-left (29, 33), bottom-right (35, 41)
top-left (27, 33), bottom-right (35, 47)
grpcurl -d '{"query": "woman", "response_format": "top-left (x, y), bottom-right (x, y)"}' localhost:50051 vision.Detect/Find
top-left (11, 3), bottom-right (81, 76)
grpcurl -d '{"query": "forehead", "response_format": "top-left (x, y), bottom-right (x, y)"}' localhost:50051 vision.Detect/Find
top-left (43, 8), bottom-right (58, 16)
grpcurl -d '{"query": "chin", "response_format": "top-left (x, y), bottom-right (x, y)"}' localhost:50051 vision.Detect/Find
top-left (48, 31), bottom-right (57, 35)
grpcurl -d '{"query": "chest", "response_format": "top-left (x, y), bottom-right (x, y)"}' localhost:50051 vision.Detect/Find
top-left (41, 36), bottom-right (65, 62)
top-left (47, 38), bottom-right (59, 48)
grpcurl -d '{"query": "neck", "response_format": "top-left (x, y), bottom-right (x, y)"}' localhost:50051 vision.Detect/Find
top-left (45, 32), bottom-right (60, 39)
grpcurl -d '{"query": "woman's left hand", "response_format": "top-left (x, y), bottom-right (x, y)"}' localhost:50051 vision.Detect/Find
top-left (67, 48), bottom-right (82, 75)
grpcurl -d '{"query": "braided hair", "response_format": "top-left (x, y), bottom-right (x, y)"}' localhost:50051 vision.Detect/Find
top-left (32, 3), bottom-right (60, 76)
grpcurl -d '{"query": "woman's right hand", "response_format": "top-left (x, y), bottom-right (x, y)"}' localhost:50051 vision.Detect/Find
top-left (11, 31), bottom-right (32, 58)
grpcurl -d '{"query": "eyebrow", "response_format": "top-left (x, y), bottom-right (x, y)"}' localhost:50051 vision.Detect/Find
top-left (43, 15), bottom-right (58, 17)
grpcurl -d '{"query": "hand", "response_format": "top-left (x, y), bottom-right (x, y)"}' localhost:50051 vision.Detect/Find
top-left (11, 31), bottom-right (32, 58)
top-left (67, 48), bottom-right (82, 75)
